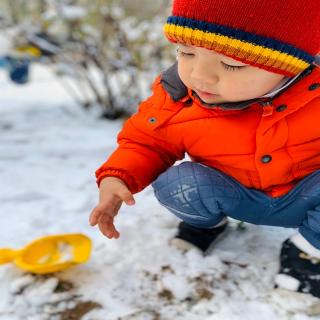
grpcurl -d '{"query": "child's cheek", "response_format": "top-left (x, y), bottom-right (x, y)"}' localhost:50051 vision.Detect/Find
top-left (177, 62), bottom-right (192, 87)
top-left (221, 82), bottom-right (257, 101)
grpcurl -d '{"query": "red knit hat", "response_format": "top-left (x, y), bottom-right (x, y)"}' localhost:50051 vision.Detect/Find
top-left (164, 0), bottom-right (320, 77)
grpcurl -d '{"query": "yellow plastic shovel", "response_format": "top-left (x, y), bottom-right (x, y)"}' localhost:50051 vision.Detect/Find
top-left (0, 233), bottom-right (92, 274)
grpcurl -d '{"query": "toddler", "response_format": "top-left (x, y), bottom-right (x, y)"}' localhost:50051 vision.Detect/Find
top-left (90, 0), bottom-right (320, 299)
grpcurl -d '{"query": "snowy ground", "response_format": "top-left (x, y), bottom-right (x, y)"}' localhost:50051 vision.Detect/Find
top-left (0, 64), bottom-right (319, 320)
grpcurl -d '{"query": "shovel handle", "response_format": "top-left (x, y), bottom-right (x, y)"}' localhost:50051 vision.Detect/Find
top-left (0, 249), bottom-right (20, 264)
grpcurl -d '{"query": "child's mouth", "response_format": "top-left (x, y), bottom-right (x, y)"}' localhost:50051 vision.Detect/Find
top-left (196, 89), bottom-right (219, 98)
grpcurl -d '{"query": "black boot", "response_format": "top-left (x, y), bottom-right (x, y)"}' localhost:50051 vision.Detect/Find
top-left (275, 238), bottom-right (320, 299)
top-left (170, 219), bottom-right (229, 254)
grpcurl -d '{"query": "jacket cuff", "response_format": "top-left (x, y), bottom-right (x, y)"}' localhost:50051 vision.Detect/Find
top-left (95, 168), bottom-right (139, 194)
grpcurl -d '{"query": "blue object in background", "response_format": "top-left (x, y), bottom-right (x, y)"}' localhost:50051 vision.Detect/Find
top-left (7, 56), bottom-right (30, 85)
top-left (0, 56), bottom-right (8, 69)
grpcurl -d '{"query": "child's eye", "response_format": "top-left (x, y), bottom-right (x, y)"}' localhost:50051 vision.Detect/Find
top-left (221, 62), bottom-right (246, 71)
top-left (177, 48), bottom-right (194, 57)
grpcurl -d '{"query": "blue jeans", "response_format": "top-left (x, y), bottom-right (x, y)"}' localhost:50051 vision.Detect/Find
top-left (152, 161), bottom-right (320, 249)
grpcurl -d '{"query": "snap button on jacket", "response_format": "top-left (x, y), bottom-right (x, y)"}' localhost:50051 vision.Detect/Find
top-left (96, 65), bottom-right (320, 198)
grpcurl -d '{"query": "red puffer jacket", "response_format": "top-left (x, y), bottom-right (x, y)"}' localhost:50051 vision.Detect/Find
top-left (96, 63), bottom-right (320, 197)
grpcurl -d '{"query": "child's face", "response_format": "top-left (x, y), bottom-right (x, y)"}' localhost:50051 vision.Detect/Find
top-left (177, 43), bottom-right (286, 103)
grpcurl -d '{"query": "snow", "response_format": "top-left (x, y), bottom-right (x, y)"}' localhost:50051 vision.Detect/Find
top-left (0, 64), bottom-right (319, 319)
top-left (274, 274), bottom-right (300, 291)
top-left (0, 34), bottom-right (11, 56)
top-left (43, 5), bottom-right (87, 22)
top-left (60, 5), bottom-right (87, 20)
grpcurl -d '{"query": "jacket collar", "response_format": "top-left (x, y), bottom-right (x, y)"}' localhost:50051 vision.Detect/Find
top-left (271, 64), bottom-right (320, 114)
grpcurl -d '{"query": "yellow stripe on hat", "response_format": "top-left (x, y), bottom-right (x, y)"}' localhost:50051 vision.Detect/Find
top-left (164, 23), bottom-right (310, 76)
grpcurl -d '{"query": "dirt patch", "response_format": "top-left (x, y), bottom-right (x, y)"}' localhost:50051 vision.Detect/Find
top-left (54, 279), bottom-right (74, 293)
top-left (158, 288), bottom-right (174, 301)
top-left (59, 301), bottom-right (102, 320)
top-left (12, 274), bottom-right (102, 319)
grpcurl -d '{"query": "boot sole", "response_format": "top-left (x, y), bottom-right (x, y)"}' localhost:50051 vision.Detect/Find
top-left (169, 224), bottom-right (230, 256)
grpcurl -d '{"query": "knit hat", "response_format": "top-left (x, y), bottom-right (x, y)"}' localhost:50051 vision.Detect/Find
top-left (163, 0), bottom-right (320, 77)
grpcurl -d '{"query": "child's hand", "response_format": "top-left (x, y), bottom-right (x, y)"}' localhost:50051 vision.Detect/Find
top-left (89, 177), bottom-right (135, 239)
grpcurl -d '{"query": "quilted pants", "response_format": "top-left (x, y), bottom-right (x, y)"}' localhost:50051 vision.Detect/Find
top-left (152, 161), bottom-right (320, 249)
